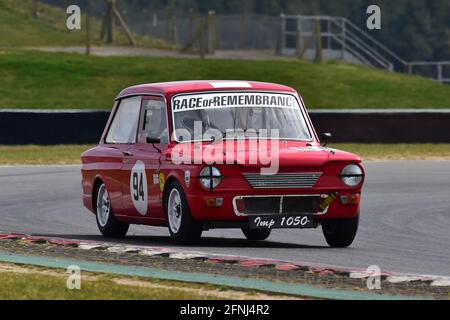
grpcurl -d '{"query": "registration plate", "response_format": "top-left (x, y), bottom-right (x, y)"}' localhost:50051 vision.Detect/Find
top-left (248, 214), bottom-right (315, 229)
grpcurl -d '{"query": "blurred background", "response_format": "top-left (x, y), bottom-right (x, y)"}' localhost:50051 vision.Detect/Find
top-left (50, 0), bottom-right (449, 82)
top-left (38, 0), bottom-right (449, 60)
top-left (0, 0), bottom-right (449, 149)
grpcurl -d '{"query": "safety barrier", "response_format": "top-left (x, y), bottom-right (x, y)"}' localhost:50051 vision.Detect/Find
top-left (0, 109), bottom-right (449, 144)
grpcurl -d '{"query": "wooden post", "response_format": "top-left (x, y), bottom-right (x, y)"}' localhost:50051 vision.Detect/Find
top-left (164, 9), bottom-right (178, 44)
top-left (275, 14), bottom-right (285, 55)
top-left (296, 15), bottom-right (303, 58)
top-left (141, 9), bottom-right (148, 35)
top-left (188, 8), bottom-right (194, 44)
top-left (314, 18), bottom-right (323, 63)
top-left (207, 11), bottom-right (216, 55)
top-left (172, 14), bottom-right (179, 46)
top-left (165, 8), bottom-right (171, 42)
top-left (86, 0), bottom-right (91, 55)
top-left (113, 5), bottom-right (137, 46)
top-left (106, 0), bottom-right (115, 43)
top-left (32, 0), bottom-right (38, 19)
top-left (199, 18), bottom-right (206, 59)
top-left (100, 11), bottom-right (107, 40)
top-left (239, 13), bottom-right (246, 49)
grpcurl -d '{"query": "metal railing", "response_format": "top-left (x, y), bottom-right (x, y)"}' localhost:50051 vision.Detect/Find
top-left (407, 62), bottom-right (450, 84)
top-left (280, 15), bottom-right (449, 84)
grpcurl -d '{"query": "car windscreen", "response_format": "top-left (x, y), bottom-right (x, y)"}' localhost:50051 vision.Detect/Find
top-left (171, 92), bottom-right (312, 142)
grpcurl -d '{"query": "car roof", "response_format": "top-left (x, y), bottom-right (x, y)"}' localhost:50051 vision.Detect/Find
top-left (117, 80), bottom-right (297, 99)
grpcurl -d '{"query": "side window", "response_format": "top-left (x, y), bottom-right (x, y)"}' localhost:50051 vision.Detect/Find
top-left (138, 98), bottom-right (169, 144)
top-left (106, 96), bottom-right (141, 144)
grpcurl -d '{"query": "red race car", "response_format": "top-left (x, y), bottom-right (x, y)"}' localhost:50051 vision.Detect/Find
top-left (81, 81), bottom-right (364, 247)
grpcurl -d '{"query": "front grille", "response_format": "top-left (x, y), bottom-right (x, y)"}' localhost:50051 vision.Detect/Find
top-left (235, 195), bottom-right (322, 216)
top-left (243, 172), bottom-right (322, 189)
top-left (244, 197), bottom-right (281, 214)
top-left (283, 196), bottom-right (320, 214)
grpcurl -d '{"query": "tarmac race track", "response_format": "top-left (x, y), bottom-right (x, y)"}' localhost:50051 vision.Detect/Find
top-left (0, 161), bottom-right (449, 276)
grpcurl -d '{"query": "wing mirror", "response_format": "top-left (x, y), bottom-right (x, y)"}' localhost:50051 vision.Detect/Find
top-left (320, 132), bottom-right (332, 147)
top-left (146, 137), bottom-right (161, 144)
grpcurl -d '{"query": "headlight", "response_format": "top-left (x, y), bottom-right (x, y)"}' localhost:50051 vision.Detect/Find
top-left (199, 166), bottom-right (222, 190)
top-left (341, 164), bottom-right (364, 187)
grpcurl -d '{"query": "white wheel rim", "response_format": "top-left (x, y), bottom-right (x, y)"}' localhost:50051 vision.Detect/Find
top-left (168, 189), bottom-right (182, 234)
top-left (96, 185), bottom-right (110, 227)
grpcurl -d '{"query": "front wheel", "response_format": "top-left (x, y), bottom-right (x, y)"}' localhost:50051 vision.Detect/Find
top-left (321, 213), bottom-right (359, 248)
top-left (242, 228), bottom-right (271, 241)
top-left (95, 183), bottom-right (129, 238)
top-left (165, 181), bottom-right (203, 243)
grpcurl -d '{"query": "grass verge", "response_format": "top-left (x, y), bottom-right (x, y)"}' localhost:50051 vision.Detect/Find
top-left (0, 51), bottom-right (449, 109)
top-left (1, 144), bottom-right (450, 165)
top-left (0, 262), bottom-right (281, 300)
top-left (0, 0), bottom-right (174, 48)
top-left (0, 145), bottom-right (91, 165)
top-left (331, 143), bottom-right (450, 161)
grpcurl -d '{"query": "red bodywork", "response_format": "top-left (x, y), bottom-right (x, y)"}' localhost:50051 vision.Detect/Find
top-left (81, 81), bottom-right (364, 228)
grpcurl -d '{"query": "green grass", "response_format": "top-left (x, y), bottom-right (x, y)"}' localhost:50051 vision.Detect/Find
top-left (331, 144), bottom-right (450, 160)
top-left (0, 50), bottom-right (449, 109)
top-left (1, 144), bottom-right (450, 165)
top-left (0, 145), bottom-right (91, 165)
top-left (0, 0), bottom-right (173, 48)
top-left (0, 263), bottom-right (283, 300)
top-left (0, 0), bottom-right (84, 47)
top-left (0, 1), bottom-right (448, 110)
top-left (0, 270), bottom-right (228, 300)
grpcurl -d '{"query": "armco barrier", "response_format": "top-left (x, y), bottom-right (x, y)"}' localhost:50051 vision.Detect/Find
top-left (310, 109), bottom-right (450, 143)
top-left (0, 110), bottom-right (109, 145)
top-left (0, 109), bottom-right (449, 144)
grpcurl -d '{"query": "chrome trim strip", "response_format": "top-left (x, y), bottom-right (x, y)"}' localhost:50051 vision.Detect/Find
top-left (243, 172), bottom-right (322, 189)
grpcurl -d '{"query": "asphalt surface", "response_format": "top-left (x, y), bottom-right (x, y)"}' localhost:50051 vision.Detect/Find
top-left (0, 162), bottom-right (449, 276)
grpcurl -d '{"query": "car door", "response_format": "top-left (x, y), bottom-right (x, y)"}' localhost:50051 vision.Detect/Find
top-left (103, 96), bottom-right (142, 213)
top-left (121, 96), bottom-right (169, 219)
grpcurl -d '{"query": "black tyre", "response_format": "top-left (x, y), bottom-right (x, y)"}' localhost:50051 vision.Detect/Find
top-left (165, 181), bottom-right (203, 243)
top-left (321, 213), bottom-right (359, 248)
top-left (242, 228), bottom-right (271, 241)
top-left (95, 183), bottom-right (129, 238)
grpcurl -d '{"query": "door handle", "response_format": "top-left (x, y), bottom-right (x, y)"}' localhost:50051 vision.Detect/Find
top-left (122, 151), bottom-right (133, 157)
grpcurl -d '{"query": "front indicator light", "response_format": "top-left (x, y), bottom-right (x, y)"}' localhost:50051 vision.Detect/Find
top-left (205, 197), bottom-right (223, 207)
top-left (340, 194), bottom-right (360, 205)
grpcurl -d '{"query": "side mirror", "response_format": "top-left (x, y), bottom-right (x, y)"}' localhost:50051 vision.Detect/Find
top-left (320, 132), bottom-right (332, 147)
top-left (146, 137), bottom-right (161, 144)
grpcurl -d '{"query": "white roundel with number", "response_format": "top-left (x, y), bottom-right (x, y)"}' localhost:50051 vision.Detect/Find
top-left (130, 161), bottom-right (148, 216)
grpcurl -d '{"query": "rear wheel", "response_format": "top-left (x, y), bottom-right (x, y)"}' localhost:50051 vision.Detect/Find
top-left (165, 181), bottom-right (203, 243)
top-left (321, 213), bottom-right (359, 248)
top-left (242, 228), bottom-right (271, 241)
top-left (95, 183), bottom-right (129, 238)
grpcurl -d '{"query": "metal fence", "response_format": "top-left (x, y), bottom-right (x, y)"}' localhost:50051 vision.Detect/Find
top-left (407, 62), bottom-right (450, 84)
top-left (37, 1), bottom-right (450, 83)
top-left (280, 15), bottom-right (450, 84)
top-left (121, 11), bottom-right (281, 51)
top-left (120, 9), bottom-right (450, 83)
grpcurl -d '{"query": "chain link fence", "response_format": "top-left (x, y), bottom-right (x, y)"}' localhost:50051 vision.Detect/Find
top-left (41, 0), bottom-right (281, 51)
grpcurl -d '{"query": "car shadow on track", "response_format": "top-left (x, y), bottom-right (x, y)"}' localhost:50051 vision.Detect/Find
top-left (35, 234), bottom-right (327, 249)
